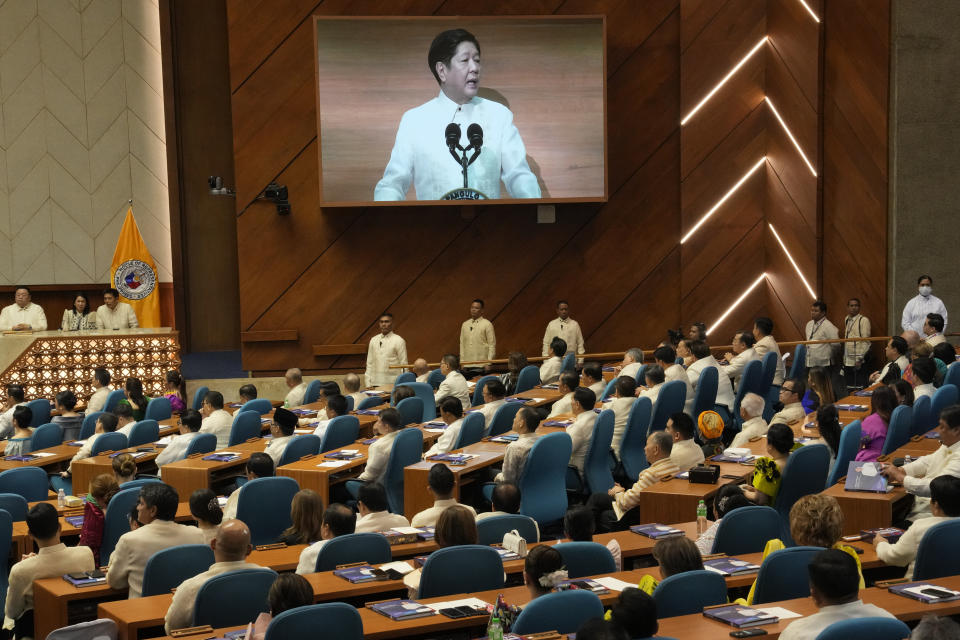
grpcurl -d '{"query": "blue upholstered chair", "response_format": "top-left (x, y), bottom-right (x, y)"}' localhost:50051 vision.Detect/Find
top-left (127, 420), bottom-right (159, 447)
top-left (30, 423), bottom-right (63, 450)
top-left (303, 380), bottom-right (323, 404)
top-left (141, 544), bottom-right (215, 597)
top-left (476, 514), bottom-right (539, 545)
top-left (512, 590), bottom-right (603, 635)
top-left (472, 375), bottom-right (499, 406)
top-left (103, 389), bottom-right (125, 413)
top-left (239, 398), bottom-right (272, 415)
top-left (553, 541), bottom-right (616, 578)
top-left (514, 365), bottom-right (541, 394)
top-left (228, 410), bottom-right (263, 446)
top-left (394, 382), bottom-right (436, 421)
top-left (649, 380), bottom-right (686, 432)
top-left (91, 432), bottom-right (128, 455)
top-left (814, 617), bottom-right (910, 640)
top-left (453, 412), bottom-right (485, 449)
top-left (825, 419), bottom-right (861, 487)
top-left (193, 568), bottom-right (278, 627)
top-left (315, 533), bottom-right (392, 572)
top-left (26, 398), bottom-right (51, 427)
top-left (752, 546), bottom-right (823, 604)
top-left (264, 603), bottom-right (362, 640)
top-left (144, 397), bottom-right (172, 421)
top-left (775, 444), bottom-right (831, 542)
top-left (278, 434), bottom-right (321, 466)
top-left (185, 433), bottom-right (217, 457)
top-left (880, 404), bottom-right (913, 456)
top-left (654, 570), bottom-right (728, 617)
top-left (0, 467), bottom-right (49, 501)
top-left (191, 386), bottom-right (208, 411)
top-left (519, 431), bottom-right (572, 525)
top-left (236, 477), bottom-right (300, 545)
top-left (319, 415), bottom-right (359, 453)
top-left (417, 545), bottom-right (505, 598)
top-left (913, 519), bottom-right (960, 580)
top-left (710, 505), bottom-right (781, 555)
top-left (620, 397), bottom-right (652, 481)
top-left (79, 411), bottom-right (104, 440)
top-left (485, 401), bottom-right (524, 437)
top-left (395, 397), bottom-right (423, 426)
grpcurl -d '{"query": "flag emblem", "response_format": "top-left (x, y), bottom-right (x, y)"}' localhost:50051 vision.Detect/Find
top-left (114, 259), bottom-right (156, 300)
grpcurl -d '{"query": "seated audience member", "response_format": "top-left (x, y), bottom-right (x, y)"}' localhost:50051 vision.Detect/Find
top-left (320, 380), bottom-right (341, 402)
top-left (547, 371), bottom-right (580, 418)
top-left (423, 396), bottom-right (465, 458)
top-left (575, 619), bottom-right (630, 640)
top-left (923, 312), bottom-right (946, 346)
top-left (280, 489), bottom-right (324, 546)
top-left (128, 504), bottom-right (141, 531)
top-left (804, 366), bottom-right (836, 413)
top-left (814, 404), bottom-right (843, 463)
top-left (79, 473), bottom-right (119, 566)
top-left (653, 345), bottom-right (686, 386)
top-left (666, 412), bottom-right (705, 470)
top-left (310, 394), bottom-right (348, 440)
top-left (741, 423), bottom-right (795, 505)
top-left (113, 452), bottom-right (138, 484)
top-left (52, 389), bottom-right (84, 441)
top-left (411, 358), bottom-right (430, 383)
top-left (912, 356), bottom-right (937, 399)
top-left (60, 412), bottom-right (120, 479)
top-left (696, 484), bottom-right (752, 554)
top-left (295, 503), bottom-right (356, 574)
top-left (435, 354), bottom-right (471, 409)
top-left (592, 431), bottom-right (679, 531)
top-left (405, 504), bottom-right (478, 595)
top-left (117, 377), bottom-right (149, 421)
top-left (891, 379), bottom-right (915, 407)
top-left (855, 385), bottom-right (897, 462)
top-left (238, 383), bottom-right (258, 403)
top-left (283, 368), bottom-right (307, 408)
top-left (5, 503), bottom-right (94, 636)
top-left (687, 340), bottom-right (735, 415)
top-left (410, 463), bottom-right (477, 527)
top-left (637, 364), bottom-right (664, 403)
top-left (114, 403), bottom-right (137, 439)
top-left (607, 588), bottom-right (659, 640)
top-left (475, 378), bottom-right (507, 426)
top-left (869, 336), bottom-right (910, 384)
top-left (391, 384), bottom-right (416, 406)
top-left (223, 453), bottom-right (274, 521)
top-left (478, 482), bottom-right (528, 523)
top-left (0, 383), bottom-right (27, 440)
top-left (883, 405), bottom-right (960, 522)
top-left (342, 372), bottom-right (366, 411)
top-left (565, 505), bottom-right (621, 570)
top-left (698, 410), bottom-right (726, 459)
top-left (156, 409), bottom-right (203, 466)
top-left (6, 405), bottom-right (32, 457)
top-left (615, 348), bottom-right (643, 381)
top-left (190, 488), bottom-right (224, 544)
top-left (723, 331), bottom-right (759, 388)
top-left (778, 549), bottom-right (895, 640)
top-left (199, 391), bottom-right (233, 449)
top-left (688, 322), bottom-right (708, 342)
top-left (539, 337), bottom-right (567, 385)
top-left (355, 483), bottom-right (409, 533)
top-left (581, 362), bottom-right (606, 399)
top-left (163, 370), bottom-right (187, 414)
top-left (729, 392), bottom-right (768, 448)
top-left (753, 317), bottom-right (786, 385)
top-left (522, 544), bottom-right (567, 600)
top-left (264, 407), bottom-right (297, 466)
top-left (770, 377), bottom-right (806, 426)
top-left (249, 573), bottom-right (314, 640)
top-left (638, 537), bottom-right (704, 594)
top-left (932, 342), bottom-right (955, 380)
top-left (500, 351), bottom-right (529, 395)
top-left (87, 368), bottom-right (113, 413)
top-left (603, 376), bottom-right (637, 459)
top-left (96, 287), bottom-right (137, 329)
top-left (164, 520), bottom-right (261, 632)
top-left (677, 339), bottom-right (695, 368)
top-left (107, 483), bottom-right (206, 597)
top-left (568, 387), bottom-right (598, 475)
top-left (355, 408), bottom-right (403, 485)
top-left (874, 475), bottom-right (960, 578)
top-left (493, 407), bottom-right (541, 484)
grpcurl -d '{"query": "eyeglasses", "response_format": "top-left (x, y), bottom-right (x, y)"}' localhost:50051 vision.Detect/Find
top-left (780, 387), bottom-right (794, 394)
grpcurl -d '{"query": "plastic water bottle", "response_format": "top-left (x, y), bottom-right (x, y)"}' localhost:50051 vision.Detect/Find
top-left (487, 616), bottom-right (503, 640)
top-left (57, 488), bottom-right (66, 508)
top-left (696, 499), bottom-right (708, 534)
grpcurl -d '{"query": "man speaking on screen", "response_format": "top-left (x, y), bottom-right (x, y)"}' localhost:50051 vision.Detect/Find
top-left (373, 29), bottom-right (542, 201)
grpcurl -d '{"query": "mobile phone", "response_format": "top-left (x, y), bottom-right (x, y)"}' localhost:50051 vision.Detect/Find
top-left (730, 629), bottom-right (768, 637)
top-left (921, 587), bottom-right (956, 599)
top-left (67, 572), bottom-right (87, 580)
top-left (86, 569), bottom-right (105, 578)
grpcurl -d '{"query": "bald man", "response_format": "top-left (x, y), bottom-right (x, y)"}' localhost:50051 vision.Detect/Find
top-left (901, 330), bottom-right (922, 354)
top-left (164, 520), bottom-right (262, 632)
top-left (412, 358), bottom-right (430, 383)
top-left (283, 368), bottom-right (307, 408)
top-left (341, 372), bottom-right (366, 412)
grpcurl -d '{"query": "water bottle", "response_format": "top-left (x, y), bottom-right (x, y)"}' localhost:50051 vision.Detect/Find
top-left (487, 616), bottom-right (503, 640)
top-left (696, 499), bottom-right (707, 534)
top-left (57, 488), bottom-right (66, 508)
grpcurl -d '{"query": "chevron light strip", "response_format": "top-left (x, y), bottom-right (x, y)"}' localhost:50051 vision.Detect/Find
top-left (681, 37), bottom-right (768, 125)
top-left (711, 272), bottom-right (768, 330)
top-left (681, 157), bottom-right (766, 244)
top-left (798, 0), bottom-right (821, 23)
top-left (765, 97), bottom-right (817, 176)
top-left (768, 223), bottom-right (817, 299)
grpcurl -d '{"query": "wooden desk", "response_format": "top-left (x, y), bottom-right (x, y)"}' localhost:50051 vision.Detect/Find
top-left (822, 480), bottom-right (910, 535)
top-left (634, 462), bottom-right (756, 525)
top-left (889, 435), bottom-right (941, 457)
top-left (403, 442), bottom-right (506, 520)
top-left (71, 448), bottom-right (161, 499)
top-left (160, 440), bottom-right (268, 499)
top-left (0, 443), bottom-right (81, 472)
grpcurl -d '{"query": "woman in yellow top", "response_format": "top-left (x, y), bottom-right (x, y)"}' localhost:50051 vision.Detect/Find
top-left (741, 423), bottom-right (795, 505)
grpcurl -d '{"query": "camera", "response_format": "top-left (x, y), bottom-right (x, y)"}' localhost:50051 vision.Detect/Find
top-left (208, 176), bottom-right (235, 196)
top-left (260, 182), bottom-right (291, 215)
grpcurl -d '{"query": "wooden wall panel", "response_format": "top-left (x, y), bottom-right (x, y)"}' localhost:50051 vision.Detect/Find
top-left (767, 0), bottom-right (821, 111)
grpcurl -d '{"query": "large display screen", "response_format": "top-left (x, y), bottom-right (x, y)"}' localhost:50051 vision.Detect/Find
top-left (314, 16), bottom-right (606, 205)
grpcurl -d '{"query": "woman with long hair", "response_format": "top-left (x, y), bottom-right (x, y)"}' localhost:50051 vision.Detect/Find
top-left (118, 377), bottom-right (149, 421)
top-left (61, 292), bottom-right (97, 330)
top-left (79, 473), bottom-right (120, 565)
top-left (280, 490), bottom-right (325, 545)
top-left (855, 385), bottom-right (897, 462)
top-left (164, 370), bottom-right (187, 414)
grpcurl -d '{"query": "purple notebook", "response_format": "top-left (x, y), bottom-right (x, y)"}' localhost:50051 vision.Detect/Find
top-left (505, 397), bottom-right (529, 403)
top-left (355, 409), bottom-right (381, 415)
top-left (64, 515), bottom-right (84, 527)
top-left (202, 453), bottom-right (240, 462)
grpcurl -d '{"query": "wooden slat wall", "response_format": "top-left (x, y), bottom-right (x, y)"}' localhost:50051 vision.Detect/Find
top-left (225, 0), bottom-right (889, 374)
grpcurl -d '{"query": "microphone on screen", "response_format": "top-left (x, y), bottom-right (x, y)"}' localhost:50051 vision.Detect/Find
top-left (445, 123), bottom-right (463, 164)
top-left (466, 124), bottom-right (483, 166)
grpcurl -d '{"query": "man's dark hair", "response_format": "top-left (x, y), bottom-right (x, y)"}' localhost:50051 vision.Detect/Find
top-left (322, 381), bottom-right (341, 397)
top-left (754, 317), bottom-right (774, 336)
top-left (783, 376), bottom-right (806, 401)
top-left (247, 452), bottom-right (275, 478)
top-left (140, 483), bottom-right (180, 521)
top-left (889, 336), bottom-right (908, 355)
top-left (808, 549), bottom-right (859, 601)
top-left (573, 387), bottom-right (596, 411)
top-left (442, 353), bottom-right (460, 370)
top-left (180, 409), bottom-right (202, 432)
top-left (644, 364), bottom-right (665, 386)
top-left (103, 287), bottom-right (120, 298)
top-left (379, 312), bottom-right (394, 321)
top-left (933, 343), bottom-right (956, 366)
top-left (326, 394), bottom-right (348, 416)
top-left (812, 299), bottom-right (827, 313)
top-left (14, 285), bottom-right (31, 296)
top-left (737, 331), bottom-right (755, 348)
top-left (98, 412), bottom-right (118, 432)
top-left (471, 298), bottom-right (485, 307)
top-left (357, 482), bottom-right (389, 512)
top-left (616, 375), bottom-right (637, 398)
top-left (926, 313), bottom-right (945, 333)
top-left (942, 405), bottom-right (960, 430)
top-left (517, 406), bottom-right (540, 432)
top-left (427, 463), bottom-right (455, 496)
top-left (918, 274), bottom-right (933, 285)
top-left (439, 396), bottom-right (464, 419)
top-left (6, 384), bottom-right (24, 403)
top-left (930, 475), bottom-right (960, 517)
top-left (766, 423), bottom-right (795, 456)
top-left (559, 371), bottom-right (579, 393)
top-left (491, 482), bottom-right (521, 513)
top-left (668, 413), bottom-right (694, 440)
top-left (484, 379), bottom-right (506, 399)
top-left (582, 362), bottom-right (602, 382)
top-left (912, 357), bottom-right (937, 384)
top-left (322, 503), bottom-right (356, 537)
top-left (575, 618), bottom-right (630, 640)
top-left (690, 341), bottom-right (711, 360)
top-left (94, 368), bottom-right (111, 387)
top-left (205, 390), bottom-right (225, 409)
top-left (12, 405), bottom-right (32, 429)
top-left (609, 588), bottom-right (658, 639)
top-left (378, 407), bottom-right (402, 431)
top-left (564, 505), bottom-right (595, 541)
top-left (550, 337), bottom-right (567, 358)
top-left (113, 402), bottom-right (134, 421)
top-left (238, 383), bottom-right (257, 400)
top-left (27, 502), bottom-right (60, 540)
top-left (653, 346), bottom-right (676, 364)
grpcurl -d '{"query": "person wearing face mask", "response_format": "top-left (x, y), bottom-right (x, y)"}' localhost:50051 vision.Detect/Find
top-left (902, 275), bottom-right (948, 335)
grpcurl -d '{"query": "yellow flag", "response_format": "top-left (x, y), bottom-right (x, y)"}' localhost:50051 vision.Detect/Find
top-left (110, 207), bottom-right (160, 327)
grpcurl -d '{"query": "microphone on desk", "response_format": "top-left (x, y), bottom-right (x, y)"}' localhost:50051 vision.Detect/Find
top-left (445, 123), bottom-right (462, 164)
top-left (465, 124), bottom-right (483, 166)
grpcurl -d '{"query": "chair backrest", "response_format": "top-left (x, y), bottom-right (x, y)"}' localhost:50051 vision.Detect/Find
top-left (264, 603), bottom-right (363, 640)
top-left (141, 544), bottom-right (215, 597)
top-left (144, 397), bottom-right (172, 421)
top-left (881, 404), bottom-right (913, 456)
top-left (561, 352), bottom-right (576, 372)
top-left (119, 478), bottom-right (162, 490)
top-left (185, 433), bottom-right (218, 457)
top-left (620, 397), bottom-right (652, 481)
top-left (303, 379), bottom-right (324, 405)
top-left (945, 362), bottom-right (960, 389)
top-left (476, 514), bottom-right (540, 545)
top-left (471, 375), bottom-right (499, 406)
top-left (911, 395), bottom-right (933, 436)
top-left (654, 569), bottom-right (728, 617)
top-left (752, 546), bottom-right (823, 604)
top-left (191, 386), bottom-right (209, 411)
top-left (127, 420), bottom-right (159, 447)
top-left (100, 487), bottom-right (143, 562)
top-left (814, 616), bottom-right (911, 640)
top-left (931, 384), bottom-right (959, 422)
top-left (486, 401), bottom-right (524, 437)
top-left (31, 422), bottom-right (63, 450)
top-left (454, 412), bottom-right (486, 449)
top-left (826, 419), bottom-right (862, 487)
top-left (80, 411), bottom-right (104, 440)
top-left (788, 344), bottom-right (807, 380)
top-left (91, 432), bottom-right (128, 456)
top-left (649, 380), bottom-right (686, 432)
top-left (344, 395), bottom-right (355, 412)
top-left (582, 409), bottom-right (615, 494)
top-left (47, 618), bottom-right (118, 640)
top-left (0, 467), bottom-right (50, 502)
top-left (692, 366), bottom-right (719, 417)
top-left (519, 431), bottom-right (572, 524)
top-left (193, 568), bottom-right (278, 627)
top-left (426, 368), bottom-right (445, 390)
top-left (600, 378), bottom-right (618, 401)
top-left (738, 359), bottom-right (765, 397)
top-left (26, 398), bottom-right (51, 427)
top-left (394, 382), bottom-right (436, 421)
top-left (775, 444), bottom-right (831, 541)
top-left (553, 541), bottom-right (617, 578)
top-left (229, 410), bottom-right (263, 446)
top-left (356, 396), bottom-right (384, 410)
top-left (512, 590), bottom-right (603, 635)
top-left (103, 389), bottom-right (126, 413)
top-left (418, 545), bottom-right (505, 598)
top-left (237, 477), bottom-right (300, 545)
top-left (710, 505), bottom-right (781, 555)
top-left (913, 519), bottom-right (960, 580)
top-left (760, 351), bottom-right (779, 392)
top-left (634, 364), bottom-right (648, 386)
top-left (319, 415), bottom-right (359, 452)
top-left (0, 493), bottom-right (28, 521)
top-left (384, 428), bottom-right (424, 513)
top-left (279, 434), bottom-right (321, 466)
top-left (239, 398), bottom-right (273, 414)
top-left (393, 371), bottom-right (415, 387)
top-left (315, 532), bottom-right (392, 571)
top-left (395, 397), bottom-right (423, 426)
top-left (515, 365), bottom-right (541, 394)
